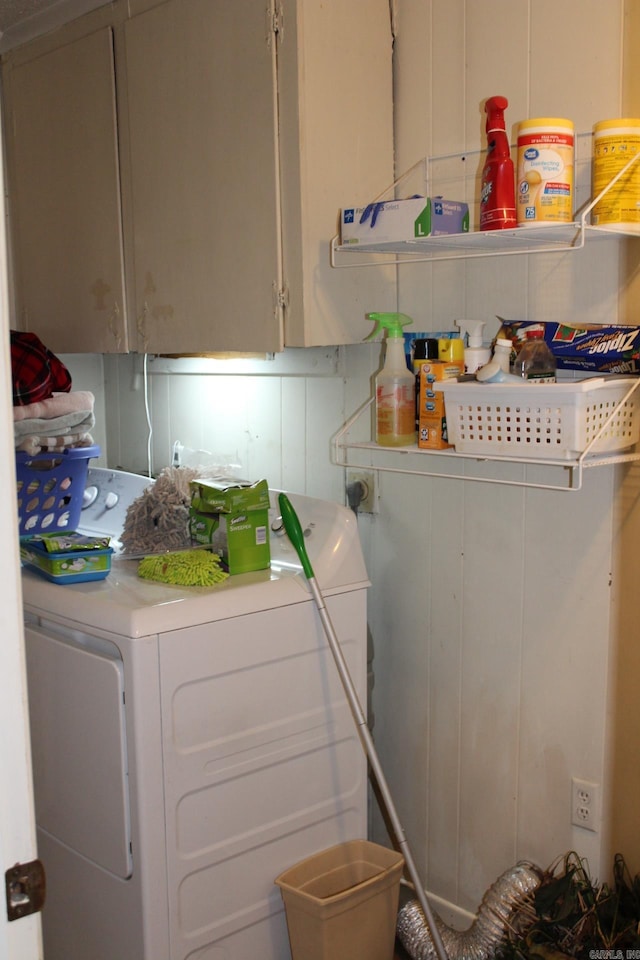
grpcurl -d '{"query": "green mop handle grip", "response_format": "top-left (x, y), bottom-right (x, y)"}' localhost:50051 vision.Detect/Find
top-left (278, 493), bottom-right (315, 580)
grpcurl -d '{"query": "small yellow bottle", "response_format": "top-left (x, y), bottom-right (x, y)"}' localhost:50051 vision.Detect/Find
top-left (366, 313), bottom-right (417, 447)
top-left (438, 336), bottom-right (465, 366)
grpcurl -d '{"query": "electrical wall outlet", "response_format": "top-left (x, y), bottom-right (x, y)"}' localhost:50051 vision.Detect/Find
top-left (346, 470), bottom-right (378, 513)
top-left (571, 778), bottom-right (601, 832)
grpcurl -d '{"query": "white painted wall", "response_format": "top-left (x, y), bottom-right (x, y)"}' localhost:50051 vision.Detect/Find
top-left (59, 0), bottom-right (640, 919)
top-left (381, 0), bottom-right (640, 913)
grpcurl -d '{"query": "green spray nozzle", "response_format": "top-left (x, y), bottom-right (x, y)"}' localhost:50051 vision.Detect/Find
top-left (365, 312), bottom-right (413, 341)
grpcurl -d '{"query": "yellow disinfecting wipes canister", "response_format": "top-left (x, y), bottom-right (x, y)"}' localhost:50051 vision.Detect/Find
top-left (592, 118), bottom-right (640, 228)
top-left (516, 118), bottom-right (574, 225)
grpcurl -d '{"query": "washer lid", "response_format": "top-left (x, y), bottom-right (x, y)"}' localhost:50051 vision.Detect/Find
top-left (22, 490), bottom-right (370, 638)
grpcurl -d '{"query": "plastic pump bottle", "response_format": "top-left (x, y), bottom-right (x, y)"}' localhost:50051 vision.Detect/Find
top-left (456, 320), bottom-right (492, 374)
top-left (366, 312), bottom-right (417, 446)
top-left (480, 96), bottom-right (517, 231)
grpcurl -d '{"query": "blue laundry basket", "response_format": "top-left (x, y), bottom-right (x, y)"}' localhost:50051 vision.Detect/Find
top-left (16, 445), bottom-right (100, 537)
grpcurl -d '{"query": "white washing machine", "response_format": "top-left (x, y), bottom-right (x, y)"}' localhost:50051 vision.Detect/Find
top-left (21, 467), bottom-right (370, 960)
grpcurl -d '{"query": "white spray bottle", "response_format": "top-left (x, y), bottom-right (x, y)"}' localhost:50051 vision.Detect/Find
top-left (456, 320), bottom-right (492, 374)
top-left (366, 312), bottom-right (417, 446)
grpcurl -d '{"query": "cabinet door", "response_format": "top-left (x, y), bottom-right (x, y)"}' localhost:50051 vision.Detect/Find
top-left (123, 0), bottom-right (282, 354)
top-left (4, 27), bottom-right (127, 353)
top-left (278, 0), bottom-right (396, 347)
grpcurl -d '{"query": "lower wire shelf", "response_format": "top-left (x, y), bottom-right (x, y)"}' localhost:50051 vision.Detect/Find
top-left (332, 395), bottom-right (640, 493)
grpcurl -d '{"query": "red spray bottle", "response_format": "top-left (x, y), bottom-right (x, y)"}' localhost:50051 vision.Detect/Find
top-left (479, 96), bottom-right (517, 230)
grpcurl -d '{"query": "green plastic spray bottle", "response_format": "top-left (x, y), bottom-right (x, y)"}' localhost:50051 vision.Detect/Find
top-left (366, 312), bottom-right (416, 447)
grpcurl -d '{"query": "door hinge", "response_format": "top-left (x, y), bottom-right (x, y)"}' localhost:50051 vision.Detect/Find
top-left (270, 2), bottom-right (283, 37)
top-left (274, 284), bottom-right (289, 312)
top-left (5, 859), bottom-right (46, 921)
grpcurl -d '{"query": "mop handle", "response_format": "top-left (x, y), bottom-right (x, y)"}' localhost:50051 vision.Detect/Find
top-left (278, 493), bottom-right (449, 960)
top-left (279, 493), bottom-right (315, 579)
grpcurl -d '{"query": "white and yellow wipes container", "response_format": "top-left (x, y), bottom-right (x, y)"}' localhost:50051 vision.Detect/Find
top-left (592, 118), bottom-right (640, 228)
top-left (516, 118), bottom-right (574, 225)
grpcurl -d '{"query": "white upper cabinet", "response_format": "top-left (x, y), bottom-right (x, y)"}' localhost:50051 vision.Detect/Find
top-left (1, 0), bottom-right (395, 354)
top-left (275, 0), bottom-right (396, 346)
top-left (122, 0), bottom-right (282, 354)
top-left (3, 25), bottom-right (127, 353)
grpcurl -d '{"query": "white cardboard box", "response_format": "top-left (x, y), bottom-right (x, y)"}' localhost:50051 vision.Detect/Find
top-left (340, 196), bottom-right (469, 246)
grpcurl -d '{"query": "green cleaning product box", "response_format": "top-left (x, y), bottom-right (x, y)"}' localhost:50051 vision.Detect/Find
top-left (189, 477), bottom-right (270, 574)
top-left (340, 196), bottom-right (469, 247)
top-left (20, 533), bottom-right (113, 584)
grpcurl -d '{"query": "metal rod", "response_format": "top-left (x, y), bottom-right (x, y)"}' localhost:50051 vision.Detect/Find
top-left (278, 493), bottom-right (448, 960)
top-left (306, 574), bottom-right (449, 960)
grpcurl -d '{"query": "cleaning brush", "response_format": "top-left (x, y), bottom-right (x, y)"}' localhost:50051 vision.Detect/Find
top-left (137, 549), bottom-right (229, 587)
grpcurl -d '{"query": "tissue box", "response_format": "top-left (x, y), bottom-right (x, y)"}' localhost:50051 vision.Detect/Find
top-left (189, 478), bottom-right (270, 574)
top-left (340, 197), bottom-right (469, 247)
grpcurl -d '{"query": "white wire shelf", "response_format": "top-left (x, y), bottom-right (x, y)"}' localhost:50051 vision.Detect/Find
top-left (331, 136), bottom-right (640, 267)
top-left (332, 386), bottom-right (640, 493)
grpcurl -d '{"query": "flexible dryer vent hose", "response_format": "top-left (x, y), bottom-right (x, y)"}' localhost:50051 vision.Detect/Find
top-left (397, 861), bottom-right (543, 960)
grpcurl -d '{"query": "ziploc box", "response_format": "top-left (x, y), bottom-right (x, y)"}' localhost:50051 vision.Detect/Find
top-left (498, 320), bottom-right (640, 374)
top-left (189, 477), bottom-right (270, 574)
top-left (418, 361), bottom-right (463, 449)
top-left (341, 197), bottom-right (470, 247)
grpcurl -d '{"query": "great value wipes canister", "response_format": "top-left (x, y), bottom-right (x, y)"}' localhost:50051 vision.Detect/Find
top-left (592, 118), bottom-right (640, 228)
top-left (516, 118), bottom-right (574, 225)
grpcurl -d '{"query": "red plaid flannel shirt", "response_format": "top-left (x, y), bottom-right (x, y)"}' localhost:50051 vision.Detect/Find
top-left (10, 330), bottom-right (72, 406)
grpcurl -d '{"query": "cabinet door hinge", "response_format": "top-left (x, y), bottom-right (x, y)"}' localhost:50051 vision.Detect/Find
top-left (274, 284), bottom-right (289, 313)
top-left (270, 2), bottom-right (283, 37)
top-left (5, 859), bottom-right (46, 921)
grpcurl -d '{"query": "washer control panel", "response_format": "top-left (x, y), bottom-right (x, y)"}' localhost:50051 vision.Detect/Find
top-left (79, 468), bottom-right (154, 542)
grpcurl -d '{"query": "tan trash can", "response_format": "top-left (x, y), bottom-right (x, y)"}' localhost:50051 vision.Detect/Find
top-left (275, 839), bottom-right (404, 960)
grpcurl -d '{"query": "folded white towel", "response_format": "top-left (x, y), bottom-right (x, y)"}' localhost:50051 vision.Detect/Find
top-left (13, 390), bottom-right (94, 423)
top-left (16, 433), bottom-right (95, 456)
top-left (14, 410), bottom-right (95, 441)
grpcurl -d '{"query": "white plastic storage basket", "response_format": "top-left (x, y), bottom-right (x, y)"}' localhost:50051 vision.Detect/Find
top-left (437, 377), bottom-right (640, 460)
